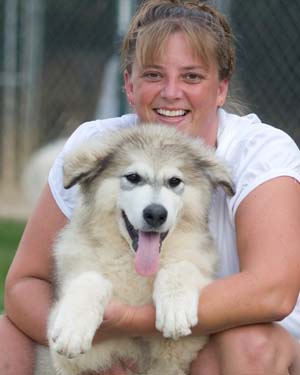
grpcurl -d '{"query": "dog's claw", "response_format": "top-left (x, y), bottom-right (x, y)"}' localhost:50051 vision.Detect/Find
top-left (50, 327), bottom-right (94, 358)
top-left (49, 307), bottom-right (100, 359)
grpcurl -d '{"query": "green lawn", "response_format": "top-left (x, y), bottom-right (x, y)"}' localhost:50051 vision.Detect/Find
top-left (0, 219), bottom-right (26, 312)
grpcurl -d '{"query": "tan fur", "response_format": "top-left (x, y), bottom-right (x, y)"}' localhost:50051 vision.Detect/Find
top-left (34, 124), bottom-right (234, 375)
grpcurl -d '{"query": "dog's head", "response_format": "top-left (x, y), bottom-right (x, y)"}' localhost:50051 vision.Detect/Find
top-left (63, 124), bottom-right (234, 277)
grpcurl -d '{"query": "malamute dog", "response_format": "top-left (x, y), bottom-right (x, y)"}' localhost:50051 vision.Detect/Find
top-left (35, 124), bottom-right (234, 375)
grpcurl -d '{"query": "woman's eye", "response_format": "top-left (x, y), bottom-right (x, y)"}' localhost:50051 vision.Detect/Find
top-left (184, 73), bottom-right (203, 83)
top-left (168, 177), bottom-right (182, 188)
top-left (143, 71), bottom-right (162, 80)
top-left (125, 173), bottom-right (141, 184)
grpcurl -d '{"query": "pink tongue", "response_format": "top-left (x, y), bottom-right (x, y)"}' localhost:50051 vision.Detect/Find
top-left (134, 231), bottom-right (160, 277)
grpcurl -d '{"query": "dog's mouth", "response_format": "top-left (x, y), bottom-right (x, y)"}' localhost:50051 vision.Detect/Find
top-left (122, 211), bottom-right (168, 277)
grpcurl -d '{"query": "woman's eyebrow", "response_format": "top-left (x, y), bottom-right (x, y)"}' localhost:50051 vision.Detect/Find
top-left (142, 64), bottom-right (206, 71)
top-left (181, 65), bottom-right (205, 70)
top-left (142, 64), bottom-right (163, 69)
top-left (180, 65), bottom-right (208, 73)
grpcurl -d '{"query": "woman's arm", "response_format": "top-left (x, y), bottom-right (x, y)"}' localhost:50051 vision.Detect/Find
top-left (195, 175), bottom-right (300, 334)
top-left (6, 177), bottom-right (300, 345)
top-left (106, 176), bottom-right (300, 338)
top-left (4, 183), bottom-right (155, 346)
top-left (4, 184), bottom-right (67, 345)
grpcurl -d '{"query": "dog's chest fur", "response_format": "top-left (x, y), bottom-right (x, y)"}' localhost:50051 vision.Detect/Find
top-left (100, 252), bottom-right (155, 305)
top-left (55, 223), bottom-right (155, 306)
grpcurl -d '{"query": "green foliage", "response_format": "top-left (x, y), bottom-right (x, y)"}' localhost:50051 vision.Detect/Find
top-left (0, 219), bottom-right (26, 312)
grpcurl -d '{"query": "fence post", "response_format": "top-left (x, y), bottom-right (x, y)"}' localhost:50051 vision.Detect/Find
top-left (2, 0), bottom-right (18, 189)
top-left (21, 0), bottom-right (45, 161)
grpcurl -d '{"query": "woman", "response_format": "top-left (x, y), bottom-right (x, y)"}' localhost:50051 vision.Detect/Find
top-left (1, 1), bottom-right (300, 374)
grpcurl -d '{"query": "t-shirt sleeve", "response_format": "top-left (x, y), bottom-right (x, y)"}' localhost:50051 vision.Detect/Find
top-left (48, 121), bottom-right (102, 218)
top-left (228, 127), bottom-right (300, 220)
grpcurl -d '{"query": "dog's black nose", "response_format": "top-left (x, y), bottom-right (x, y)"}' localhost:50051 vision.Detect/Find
top-left (143, 204), bottom-right (168, 228)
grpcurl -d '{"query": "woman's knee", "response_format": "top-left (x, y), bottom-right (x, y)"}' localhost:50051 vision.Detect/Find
top-left (191, 324), bottom-right (295, 374)
top-left (212, 324), bottom-right (293, 370)
top-left (0, 314), bottom-right (35, 375)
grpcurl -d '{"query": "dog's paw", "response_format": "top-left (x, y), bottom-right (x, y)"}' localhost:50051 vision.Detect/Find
top-left (48, 272), bottom-right (112, 359)
top-left (153, 262), bottom-right (209, 340)
top-left (154, 290), bottom-right (199, 340)
top-left (49, 303), bottom-right (101, 359)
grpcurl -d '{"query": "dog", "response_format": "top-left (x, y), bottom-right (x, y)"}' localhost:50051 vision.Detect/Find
top-left (34, 124), bottom-right (234, 375)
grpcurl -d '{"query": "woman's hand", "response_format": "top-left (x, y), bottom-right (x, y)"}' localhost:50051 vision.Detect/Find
top-left (93, 300), bottom-right (139, 342)
top-left (93, 300), bottom-right (158, 343)
top-left (90, 303), bottom-right (140, 374)
top-left (87, 301), bottom-right (157, 374)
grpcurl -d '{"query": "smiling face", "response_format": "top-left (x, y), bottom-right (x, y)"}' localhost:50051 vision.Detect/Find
top-left (124, 32), bottom-right (228, 146)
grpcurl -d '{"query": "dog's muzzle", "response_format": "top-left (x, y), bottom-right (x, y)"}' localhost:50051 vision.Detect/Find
top-left (121, 209), bottom-right (168, 277)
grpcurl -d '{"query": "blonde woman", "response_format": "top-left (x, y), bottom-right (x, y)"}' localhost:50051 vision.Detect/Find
top-left (2, 1), bottom-right (300, 374)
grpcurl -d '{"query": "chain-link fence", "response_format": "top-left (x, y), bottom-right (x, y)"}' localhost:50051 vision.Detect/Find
top-left (229, 0), bottom-right (300, 144)
top-left (0, 0), bottom-right (299, 206)
top-left (0, 0), bottom-right (124, 188)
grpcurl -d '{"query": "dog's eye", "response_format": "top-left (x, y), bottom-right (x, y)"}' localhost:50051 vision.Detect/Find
top-left (168, 177), bottom-right (182, 188)
top-left (125, 173), bottom-right (141, 184)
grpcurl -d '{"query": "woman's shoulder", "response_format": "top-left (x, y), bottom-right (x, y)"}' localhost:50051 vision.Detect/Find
top-left (217, 109), bottom-right (300, 163)
top-left (217, 109), bottom-right (300, 218)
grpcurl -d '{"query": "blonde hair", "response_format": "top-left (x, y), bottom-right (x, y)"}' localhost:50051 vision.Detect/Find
top-left (121, 0), bottom-right (235, 81)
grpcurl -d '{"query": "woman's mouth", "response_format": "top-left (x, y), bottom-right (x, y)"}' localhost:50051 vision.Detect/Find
top-left (155, 108), bottom-right (189, 118)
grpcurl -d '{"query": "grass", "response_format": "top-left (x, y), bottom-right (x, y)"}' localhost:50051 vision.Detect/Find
top-left (0, 219), bottom-right (26, 312)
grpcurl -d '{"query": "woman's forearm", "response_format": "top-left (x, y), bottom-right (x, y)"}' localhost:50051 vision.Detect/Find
top-left (93, 301), bottom-right (159, 344)
top-left (8, 270), bottom-right (292, 347)
top-left (193, 273), bottom-right (278, 335)
top-left (107, 271), bottom-right (295, 340)
top-left (5, 278), bottom-right (53, 345)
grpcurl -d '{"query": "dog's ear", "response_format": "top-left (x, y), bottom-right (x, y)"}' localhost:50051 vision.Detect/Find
top-left (207, 161), bottom-right (235, 196)
top-left (196, 157), bottom-right (235, 197)
top-left (63, 140), bottom-right (113, 189)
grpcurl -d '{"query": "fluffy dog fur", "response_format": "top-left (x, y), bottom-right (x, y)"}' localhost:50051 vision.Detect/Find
top-left (34, 124), bottom-right (234, 375)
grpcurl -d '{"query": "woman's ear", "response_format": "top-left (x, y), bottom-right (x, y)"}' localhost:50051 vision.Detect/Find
top-left (217, 79), bottom-right (229, 107)
top-left (124, 69), bottom-right (135, 107)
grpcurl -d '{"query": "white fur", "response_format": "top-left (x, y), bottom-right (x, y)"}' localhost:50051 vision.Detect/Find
top-left (34, 124), bottom-right (233, 375)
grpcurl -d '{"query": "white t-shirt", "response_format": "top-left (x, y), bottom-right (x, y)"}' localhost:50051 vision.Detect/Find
top-left (48, 109), bottom-right (300, 338)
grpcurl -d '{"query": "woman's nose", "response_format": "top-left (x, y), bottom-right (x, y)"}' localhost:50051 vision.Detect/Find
top-left (160, 79), bottom-right (183, 100)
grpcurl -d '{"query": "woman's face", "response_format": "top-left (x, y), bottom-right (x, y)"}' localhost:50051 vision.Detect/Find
top-left (124, 32), bottom-right (228, 146)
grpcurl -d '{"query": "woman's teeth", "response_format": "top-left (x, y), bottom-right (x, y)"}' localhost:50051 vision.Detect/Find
top-left (156, 109), bottom-right (187, 117)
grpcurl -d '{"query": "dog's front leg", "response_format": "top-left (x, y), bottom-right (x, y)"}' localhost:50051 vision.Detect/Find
top-left (49, 271), bottom-right (112, 359)
top-left (153, 261), bottom-right (211, 340)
